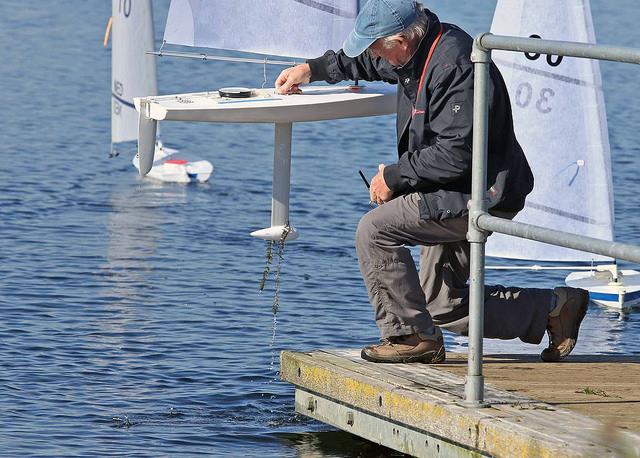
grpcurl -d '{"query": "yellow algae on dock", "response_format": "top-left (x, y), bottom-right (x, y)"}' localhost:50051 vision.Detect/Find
top-left (281, 350), bottom-right (640, 458)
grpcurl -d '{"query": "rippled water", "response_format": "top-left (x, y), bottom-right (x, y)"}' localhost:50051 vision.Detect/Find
top-left (1, 1), bottom-right (639, 456)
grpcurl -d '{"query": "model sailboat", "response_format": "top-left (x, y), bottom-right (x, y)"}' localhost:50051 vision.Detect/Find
top-left (135, 0), bottom-right (395, 240)
top-left (109, 0), bottom-right (213, 183)
top-left (487, 0), bottom-right (640, 309)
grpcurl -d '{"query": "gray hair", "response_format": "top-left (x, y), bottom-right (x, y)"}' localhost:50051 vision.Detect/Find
top-left (382, 3), bottom-right (428, 48)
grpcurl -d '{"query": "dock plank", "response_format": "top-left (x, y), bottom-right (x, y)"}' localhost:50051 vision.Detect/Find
top-left (281, 350), bottom-right (640, 458)
top-left (436, 353), bottom-right (640, 433)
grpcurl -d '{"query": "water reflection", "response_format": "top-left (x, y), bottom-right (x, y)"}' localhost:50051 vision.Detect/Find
top-left (90, 179), bottom-right (189, 400)
top-left (102, 179), bottom-right (187, 303)
top-left (276, 431), bottom-right (407, 458)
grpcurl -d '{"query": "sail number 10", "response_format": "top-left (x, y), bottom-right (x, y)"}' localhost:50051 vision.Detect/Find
top-left (118, 0), bottom-right (131, 18)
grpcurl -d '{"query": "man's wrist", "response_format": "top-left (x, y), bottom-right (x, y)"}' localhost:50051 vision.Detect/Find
top-left (383, 163), bottom-right (409, 193)
top-left (306, 51), bottom-right (333, 83)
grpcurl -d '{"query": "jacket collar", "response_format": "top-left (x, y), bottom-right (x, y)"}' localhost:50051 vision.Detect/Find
top-left (395, 9), bottom-right (442, 80)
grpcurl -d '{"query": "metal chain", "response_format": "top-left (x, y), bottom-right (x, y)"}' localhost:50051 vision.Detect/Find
top-left (271, 225), bottom-right (291, 315)
top-left (259, 240), bottom-right (274, 291)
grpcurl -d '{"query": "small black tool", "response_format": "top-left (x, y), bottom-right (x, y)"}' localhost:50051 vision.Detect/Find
top-left (358, 170), bottom-right (370, 189)
top-left (359, 170), bottom-right (376, 208)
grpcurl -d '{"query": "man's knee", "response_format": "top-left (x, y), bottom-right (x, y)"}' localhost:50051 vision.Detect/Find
top-left (355, 212), bottom-right (379, 254)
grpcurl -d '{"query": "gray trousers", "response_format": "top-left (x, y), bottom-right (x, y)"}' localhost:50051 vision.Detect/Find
top-left (355, 193), bottom-right (552, 344)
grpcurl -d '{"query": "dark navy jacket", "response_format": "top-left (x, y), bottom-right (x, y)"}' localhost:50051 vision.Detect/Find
top-left (307, 9), bottom-right (533, 220)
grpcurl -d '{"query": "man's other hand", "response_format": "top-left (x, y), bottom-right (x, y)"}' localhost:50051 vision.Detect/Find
top-left (370, 164), bottom-right (394, 205)
top-left (275, 64), bottom-right (311, 94)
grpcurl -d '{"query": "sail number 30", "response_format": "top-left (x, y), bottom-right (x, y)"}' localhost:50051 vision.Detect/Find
top-left (515, 83), bottom-right (554, 114)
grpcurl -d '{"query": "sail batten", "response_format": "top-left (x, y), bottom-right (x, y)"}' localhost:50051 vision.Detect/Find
top-left (486, 0), bottom-right (614, 263)
top-left (293, 0), bottom-right (358, 18)
top-left (163, 0), bottom-right (359, 59)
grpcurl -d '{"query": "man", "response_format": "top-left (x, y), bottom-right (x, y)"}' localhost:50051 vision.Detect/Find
top-left (276, 0), bottom-right (589, 364)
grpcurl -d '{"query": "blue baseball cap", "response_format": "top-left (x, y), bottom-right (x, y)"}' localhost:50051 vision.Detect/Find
top-left (343, 0), bottom-right (419, 57)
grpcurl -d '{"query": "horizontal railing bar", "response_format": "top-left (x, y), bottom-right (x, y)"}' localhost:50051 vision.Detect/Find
top-left (478, 33), bottom-right (640, 65)
top-left (477, 214), bottom-right (640, 264)
top-left (147, 50), bottom-right (297, 67)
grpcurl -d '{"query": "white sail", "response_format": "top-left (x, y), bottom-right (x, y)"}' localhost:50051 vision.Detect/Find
top-left (163, 0), bottom-right (359, 59)
top-left (486, 0), bottom-right (614, 262)
top-left (112, 0), bottom-right (158, 143)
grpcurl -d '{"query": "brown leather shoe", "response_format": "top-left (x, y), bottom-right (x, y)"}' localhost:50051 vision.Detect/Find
top-left (541, 287), bottom-right (589, 362)
top-left (361, 329), bottom-right (446, 364)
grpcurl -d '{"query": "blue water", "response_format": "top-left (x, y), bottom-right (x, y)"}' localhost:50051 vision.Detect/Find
top-left (1, 1), bottom-right (639, 456)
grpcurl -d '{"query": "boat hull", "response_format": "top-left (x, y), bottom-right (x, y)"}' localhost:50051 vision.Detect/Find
top-left (133, 145), bottom-right (213, 183)
top-left (565, 269), bottom-right (640, 310)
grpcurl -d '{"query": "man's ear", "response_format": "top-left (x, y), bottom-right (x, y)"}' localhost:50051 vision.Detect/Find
top-left (394, 36), bottom-right (410, 52)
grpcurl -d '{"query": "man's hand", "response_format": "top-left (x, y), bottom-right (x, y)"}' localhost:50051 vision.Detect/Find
top-left (275, 63), bottom-right (311, 94)
top-left (370, 164), bottom-right (394, 205)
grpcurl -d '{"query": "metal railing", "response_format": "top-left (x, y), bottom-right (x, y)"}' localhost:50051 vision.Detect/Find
top-left (465, 34), bottom-right (640, 406)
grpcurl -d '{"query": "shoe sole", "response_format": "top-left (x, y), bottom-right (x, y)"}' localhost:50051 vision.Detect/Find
top-left (541, 289), bottom-right (589, 362)
top-left (361, 345), bottom-right (446, 364)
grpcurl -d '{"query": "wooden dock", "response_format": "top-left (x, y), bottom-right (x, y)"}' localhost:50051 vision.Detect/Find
top-left (281, 350), bottom-right (640, 457)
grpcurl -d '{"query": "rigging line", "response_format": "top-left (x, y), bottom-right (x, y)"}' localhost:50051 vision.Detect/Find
top-left (147, 50), bottom-right (297, 67)
top-left (554, 160), bottom-right (584, 187)
top-left (567, 166), bottom-right (581, 187)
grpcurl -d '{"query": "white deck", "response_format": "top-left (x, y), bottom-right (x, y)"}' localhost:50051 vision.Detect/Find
top-left (134, 85), bottom-right (396, 123)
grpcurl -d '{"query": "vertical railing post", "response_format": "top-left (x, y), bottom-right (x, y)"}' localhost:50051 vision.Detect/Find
top-left (464, 35), bottom-right (492, 407)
